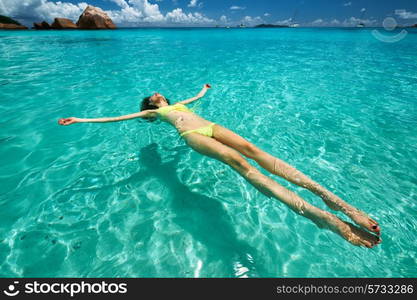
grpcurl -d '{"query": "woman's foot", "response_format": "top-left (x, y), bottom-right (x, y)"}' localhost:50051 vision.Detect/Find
top-left (340, 221), bottom-right (382, 248)
top-left (307, 209), bottom-right (381, 248)
top-left (320, 191), bottom-right (380, 235)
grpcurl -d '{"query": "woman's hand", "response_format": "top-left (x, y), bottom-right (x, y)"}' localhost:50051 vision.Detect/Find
top-left (58, 117), bottom-right (80, 126)
top-left (178, 84), bottom-right (211, 105)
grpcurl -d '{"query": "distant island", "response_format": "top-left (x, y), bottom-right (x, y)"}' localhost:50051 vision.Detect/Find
top-left (254, 24), bottom-right (289, 28)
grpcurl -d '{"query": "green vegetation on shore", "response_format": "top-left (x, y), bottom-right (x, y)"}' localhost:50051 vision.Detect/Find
top-left (0, 15), bottom-right (21, 25)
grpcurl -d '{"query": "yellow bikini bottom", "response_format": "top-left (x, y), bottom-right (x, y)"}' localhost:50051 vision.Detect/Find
top-left (180, 123), bottom-right (216, 138)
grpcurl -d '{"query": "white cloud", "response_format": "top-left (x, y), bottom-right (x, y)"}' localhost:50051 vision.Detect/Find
top-left (230, 6), bottom-right (246, 10)
top-left (343, 2), bottom-right (352, 7)
top-left (309, 18), bottom-right (339, 27)
top-left (219, 15), bottom-right (228, 24)
top-left (395, 9), bottom-right (417, 19)
top-left (264, 13), bottom-right (270, 17)
top-left (360, 8), bottom-right (366, 13)
top-left (311, 18), bottom-right (324, 25)
top-left (275, 18), bottom-right (292, 26)
top-left (188, 0), bottom-right (198, 8)
top-left (134, 0), bottom-right (164, 21)
top-left (110, 0), bottom-right (129, 9)
top-left (106, 0), bottom-right (165, 23)
top-left (107, 6), bottom-right (142, 23)
top-left (342, 16), bottom-right (376, 26)
top-left (165, 8), bottom-right (214, 25)
top-left (307, 17), bottom-right (375, 27)
top-left (109, 0), bottom-right (214, 26)
top-left (241, 15), bottom-right (264, 26)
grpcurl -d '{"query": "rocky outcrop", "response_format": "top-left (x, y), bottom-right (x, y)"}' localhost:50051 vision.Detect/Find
top-left (76, 5), bottom-right (116, 29)
top-left (33, 21), bottom-right (51, 30)
top-left (51, 18), bottom-right (77, 29)
top-left (0, 15), bottom-right (28, 29)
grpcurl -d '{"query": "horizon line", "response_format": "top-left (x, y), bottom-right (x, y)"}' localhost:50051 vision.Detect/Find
top-left (15, 25), bottom-right (416, 30)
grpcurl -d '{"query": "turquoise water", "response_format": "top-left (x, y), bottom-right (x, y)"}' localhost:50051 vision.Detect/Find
top-left (0, 28), bottom-right (416, 278)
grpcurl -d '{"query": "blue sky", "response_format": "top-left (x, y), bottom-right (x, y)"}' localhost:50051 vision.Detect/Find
top-left (1, 0), bottom-right (417, 27)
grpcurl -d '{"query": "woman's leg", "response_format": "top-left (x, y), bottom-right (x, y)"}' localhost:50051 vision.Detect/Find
top-left (212, 124), bottom-right (380, 234)
top-left (182, 132), bottom-right (380, 248)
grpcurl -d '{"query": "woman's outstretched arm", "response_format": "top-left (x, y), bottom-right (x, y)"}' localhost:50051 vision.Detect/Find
top-left (178, 84), bottom-right (211, 105)
top-left (58, 109), bottom-right (157, 126)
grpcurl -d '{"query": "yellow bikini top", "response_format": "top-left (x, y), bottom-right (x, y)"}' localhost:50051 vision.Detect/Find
top-left (157, 103), bottom-right (193, 120)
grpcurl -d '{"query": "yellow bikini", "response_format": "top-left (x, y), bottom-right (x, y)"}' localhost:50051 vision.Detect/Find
top-left (157, 103), bottom-right (192, 118)
top-left (157, 103), bottom-right (216, 138)
top-left (180, 123), bottom-right (216, 138)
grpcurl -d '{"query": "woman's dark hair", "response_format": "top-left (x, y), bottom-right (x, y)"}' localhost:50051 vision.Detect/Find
top-left (140, 96), bottom-right (170, 122)
top-left (140, 96), bottom-right (170, 111)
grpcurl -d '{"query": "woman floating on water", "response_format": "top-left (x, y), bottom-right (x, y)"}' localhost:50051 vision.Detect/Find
top-left (59, 84), bottom-right (381, 248)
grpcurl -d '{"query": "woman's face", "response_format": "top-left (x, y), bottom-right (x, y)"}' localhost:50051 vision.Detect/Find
top-left (149, 93), bottom-right (167, 106)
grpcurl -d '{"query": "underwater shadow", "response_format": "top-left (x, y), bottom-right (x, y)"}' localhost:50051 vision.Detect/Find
top-left (136, 143), bottom-right (269, 277)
